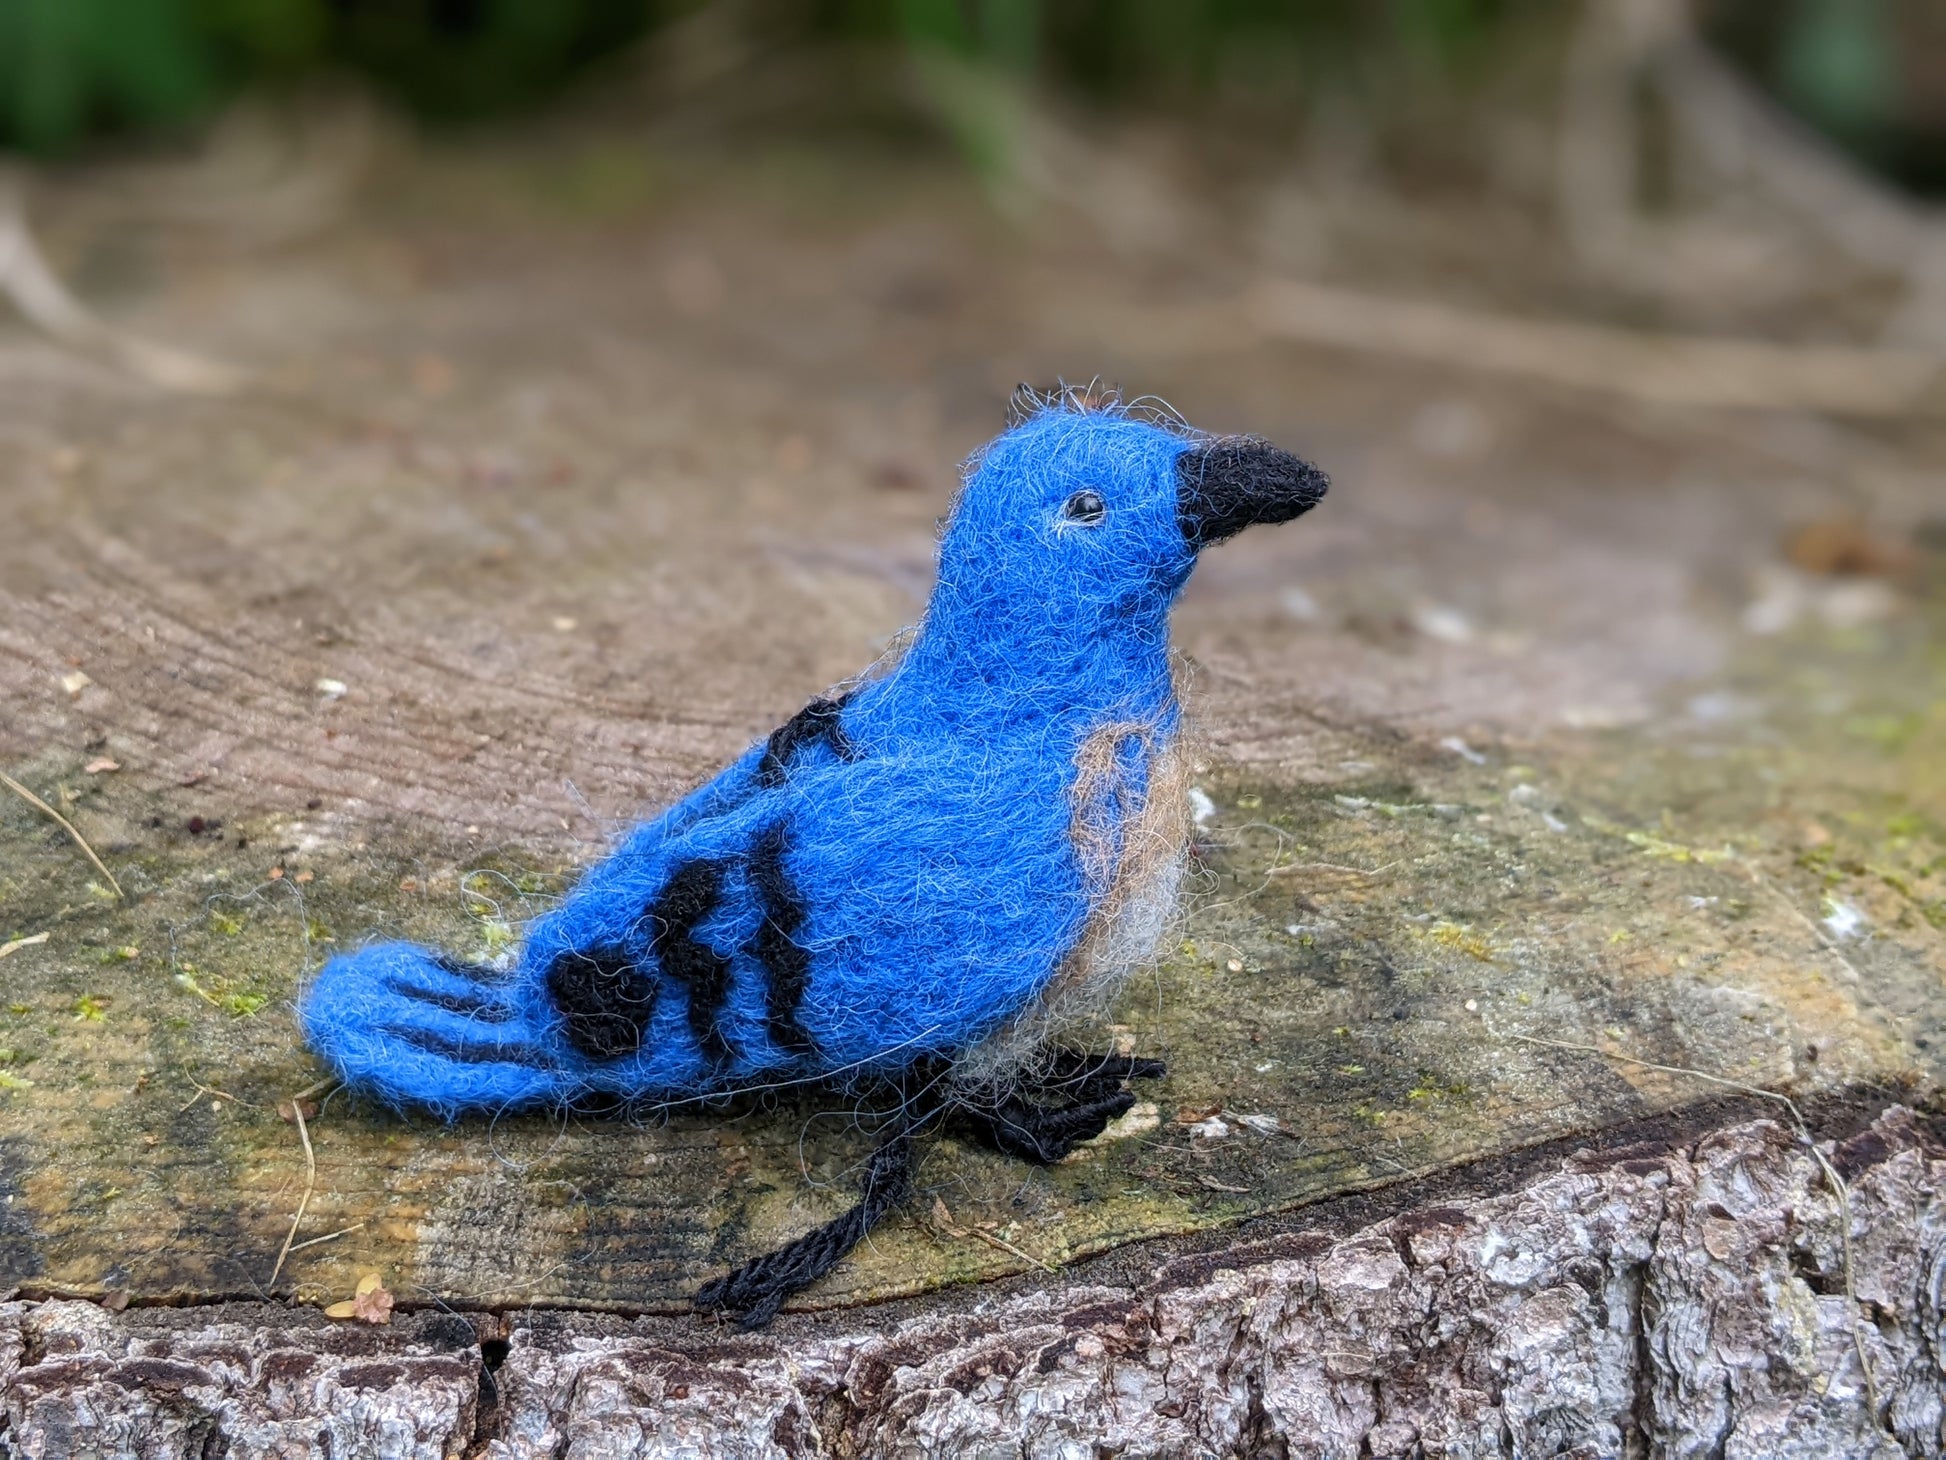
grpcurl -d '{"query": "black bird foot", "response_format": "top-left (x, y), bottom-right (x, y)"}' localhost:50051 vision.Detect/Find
top-left (951, 1048), bottom-right (1166, 1165)
top-left (694, 1130), bottom-right (915, 1329)
top-left (1024, 1047), bottom-right (1168, 1102)
top-left (691, 1051), bottom-right (1164, 1326)
top-left (951, 1088), bottom-right (1135, 1164)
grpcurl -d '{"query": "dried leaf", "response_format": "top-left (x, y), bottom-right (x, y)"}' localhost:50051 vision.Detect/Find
top-left (1174, 1103), bottom-right (1222, 1126)
top-left (1784, 520), bottom-right (1915, 578)
top-left (352, 1277), bottom-right (394, 1325)
top-left (930, 1196), bottom-right (965, 1237)
top-left (99, 1289), bottom-right (130, 1312)
top-left (277, 1098), bottom-right (320, 1124)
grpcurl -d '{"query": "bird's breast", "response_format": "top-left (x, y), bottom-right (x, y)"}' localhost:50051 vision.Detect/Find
top-left (954, 716), bottom-right (1191, 1077)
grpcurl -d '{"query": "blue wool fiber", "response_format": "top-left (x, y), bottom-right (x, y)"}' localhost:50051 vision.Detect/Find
top-left (300, 388), bottom-right (1327, 1117)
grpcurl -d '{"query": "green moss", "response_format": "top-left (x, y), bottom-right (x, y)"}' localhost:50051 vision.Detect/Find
top-left (1425, 922), bottom-right (1496, 961)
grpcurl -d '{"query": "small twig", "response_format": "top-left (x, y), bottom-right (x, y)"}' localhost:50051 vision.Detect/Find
top-left (453, 1259), bottom-right (569, 1298)
top-left (1266, 859), bottom-right (1401, 880)
top-left (969, 1226), bottom-right (1056, 1273)
top-left (178, 1078), bottom-right (237, 1113)
top-left (1485, 1017), bottom-right (1879, 1416)
top-left (176, 976), bottom-right (222, 1009)
top-left (1, 770), bottom-right (124, 901)
top-left (286, 1221), bottom-right (365, 1254)
top-left (267, 1099), bottom-right (317, 1290)
top-left (0, 931), bottom-right (50, 960)
top-left (287, 1076), bottom-right (340, 1104)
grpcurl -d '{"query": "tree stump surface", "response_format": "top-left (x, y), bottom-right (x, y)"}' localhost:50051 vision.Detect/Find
top-left (1, 123), bottom-right (1943, 1454)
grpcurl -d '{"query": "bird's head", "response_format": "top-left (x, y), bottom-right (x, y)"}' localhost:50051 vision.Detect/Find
top-left (925, 384), bottom-right (1328, 670)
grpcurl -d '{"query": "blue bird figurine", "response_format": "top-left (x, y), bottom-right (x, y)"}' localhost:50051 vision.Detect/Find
top-left (300, 382), bottom-right (1328, 1324)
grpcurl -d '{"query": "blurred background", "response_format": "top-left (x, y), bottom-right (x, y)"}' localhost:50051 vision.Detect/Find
top-left (2, 0), bottom-right (1943, 812)
top-left (5, 0), bottom-right (1946, 386)
top-left (2, 0), bottom-right (1943, 186)
top-left (2, 0), bottom-right (1944, 842)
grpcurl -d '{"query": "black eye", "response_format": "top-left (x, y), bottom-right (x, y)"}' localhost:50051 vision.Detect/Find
top-left (1061, 489), bottom-right (1106, 526)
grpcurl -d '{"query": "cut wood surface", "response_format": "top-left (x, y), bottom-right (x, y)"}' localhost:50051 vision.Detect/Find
top-left (1, 126), bottom-right (1943, 1350)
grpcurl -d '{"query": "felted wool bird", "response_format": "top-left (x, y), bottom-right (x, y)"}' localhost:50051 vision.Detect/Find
top-left (300, 383), bottom-right (1327, 1325)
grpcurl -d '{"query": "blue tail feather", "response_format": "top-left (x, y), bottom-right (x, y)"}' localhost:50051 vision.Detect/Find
top-left (301, 942), bottom-right (570, 1115)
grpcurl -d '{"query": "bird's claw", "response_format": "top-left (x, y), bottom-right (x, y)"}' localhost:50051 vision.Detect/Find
top-left (949, 1048), bottom-right (1165, 1164)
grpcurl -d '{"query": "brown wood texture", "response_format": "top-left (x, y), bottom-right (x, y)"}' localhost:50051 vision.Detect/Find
top-left (1, 129), bottom-right (1943, 1323)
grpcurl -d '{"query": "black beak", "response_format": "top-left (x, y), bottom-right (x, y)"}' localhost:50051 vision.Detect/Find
top-left (1176, 438), bottom-right (1329, 549)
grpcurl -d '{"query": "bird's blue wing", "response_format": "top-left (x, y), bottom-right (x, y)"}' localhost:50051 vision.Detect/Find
top-left (302, 704), bottom-right (1138, 1112)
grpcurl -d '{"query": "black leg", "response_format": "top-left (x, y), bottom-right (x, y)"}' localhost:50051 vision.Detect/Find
top-left (950, 1049), bottom-right (1166, 1165)
top-left (952, 1088), bottom-right (1138, 1164)
top-left (695, 1127), bottom-right (917, 1329)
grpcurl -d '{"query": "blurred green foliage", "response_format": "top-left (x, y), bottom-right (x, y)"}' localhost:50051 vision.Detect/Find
top-left (0, 0), bottom-right (1930, 187)
top-left (1776, 0), bottom-right (1897, 151)
top-left (863, 0), bottom-right (1512, 90)
top-left (1707, 0), bottom-right (1937, 191)
top-left (0, 0), bottom-right (670, 151)
top-left (0, 0), bottom-right (1532, 154)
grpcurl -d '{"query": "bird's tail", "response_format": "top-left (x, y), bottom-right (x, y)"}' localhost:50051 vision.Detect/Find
top-left (299, 942), bottom-right (573, 1115)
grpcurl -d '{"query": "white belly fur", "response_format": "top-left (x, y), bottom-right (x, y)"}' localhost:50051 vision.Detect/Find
top-left (956, 719), bottom-right (1192, 1082)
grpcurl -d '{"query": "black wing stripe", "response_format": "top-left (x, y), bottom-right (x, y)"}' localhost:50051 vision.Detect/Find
top-left (386, 978), bottom-right (515, 1022)
top-left (649, 858), bottom-right (735, 1069)
top-left (757, 691), bottom-right (859, 788)
top-left (545, 946), bottom-right (659, 1060)
top-left (749, 820), bottom-right (816, 1057)
top-left (378, 1023), bottom-right (546, 1067)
